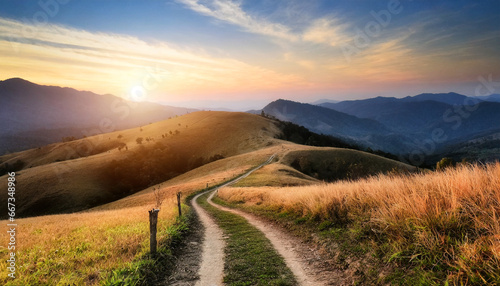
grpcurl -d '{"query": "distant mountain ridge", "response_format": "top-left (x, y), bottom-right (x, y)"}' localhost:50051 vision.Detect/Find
top-left (263, 94), bottom-right (500, 165)
top-left (0, 78), bottom-right (195, 154)
top-left (262, 99), bottom-right (418, 153)
top-left (318, 93), bottom-right (500, 142)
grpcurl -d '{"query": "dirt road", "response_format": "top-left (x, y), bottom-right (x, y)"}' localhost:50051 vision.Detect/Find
top-left (165, 155), bottom-right (341, 285)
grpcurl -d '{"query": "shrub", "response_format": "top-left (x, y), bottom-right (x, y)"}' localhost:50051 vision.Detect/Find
top-left (437, 157), bottom-right (455, 170)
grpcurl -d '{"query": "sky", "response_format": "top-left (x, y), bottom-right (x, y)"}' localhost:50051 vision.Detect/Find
top-left (0, 0), bottom-right (499, 110)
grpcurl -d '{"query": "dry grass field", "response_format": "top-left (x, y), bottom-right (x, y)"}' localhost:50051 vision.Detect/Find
top-left (0, 205), bottom-right (177, 285)
top-left (0, 111), bottom-right (426, 284)
top-left (218, 163), bottom-right (500, 284)
top-left (0, 153), bottom-right (267, 285)
top-left (0, 111), bottom-right (281, 217)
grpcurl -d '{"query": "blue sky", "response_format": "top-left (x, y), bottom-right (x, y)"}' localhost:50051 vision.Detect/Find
top-left (0, 0), bottom-right (499, 109)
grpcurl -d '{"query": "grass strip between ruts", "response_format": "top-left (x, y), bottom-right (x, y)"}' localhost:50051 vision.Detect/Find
top-left (197, 191), bottom-right (297, 286)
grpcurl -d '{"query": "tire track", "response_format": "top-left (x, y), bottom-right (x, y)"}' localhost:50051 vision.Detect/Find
top-left (189, 155), bottom-right (276, 285)
top-left (186, 154), bottom-right (338, 285)
top-left (191, 192), bottom-right (225, 286)
top-left (207, 191), bottom-right (332, 286)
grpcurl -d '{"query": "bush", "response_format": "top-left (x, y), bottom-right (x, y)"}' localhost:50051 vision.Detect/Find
top-left (62, 136), bottom-right (77, 142)
top-left (136, 137), bottom-right (144, 145)
top-left (0, 159), bottom-right (25, 176)
top-left (436, 157), bottom-right (455, 170)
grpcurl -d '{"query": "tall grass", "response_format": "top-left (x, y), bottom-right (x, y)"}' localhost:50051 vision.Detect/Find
top-left (0, 199), bottom-right (179, 285)
top-left (218, 163), bottom-right (500, 284)
top-left (0, 158), bottom-right (260, 285)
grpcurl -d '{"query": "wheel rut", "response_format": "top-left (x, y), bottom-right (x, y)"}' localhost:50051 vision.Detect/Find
top-left (165, 155), bottom-right (341, 285)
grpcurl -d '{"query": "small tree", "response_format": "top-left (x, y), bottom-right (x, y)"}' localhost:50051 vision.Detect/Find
top-left (136, 137), bottom-right (144, 144)
top-left (117, 143), bottom-right (126, 151)
top-left (436, 157), bottom-right (455, 171)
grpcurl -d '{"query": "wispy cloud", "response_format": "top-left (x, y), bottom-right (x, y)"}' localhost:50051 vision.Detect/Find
top-left (0, 17), bottom-right (303, 101)
top-left (302, 17), bottom-right (350, 47)
top-left (2, 0), bottom-right (499, 104)
top-left (176, 0), bottom-right (299, 41)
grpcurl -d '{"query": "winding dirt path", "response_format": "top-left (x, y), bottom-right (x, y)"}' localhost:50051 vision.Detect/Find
top-left (169, 154), bottom-right (342, 285)
top-left (188, 155), bottom-right (276, 285)
top-left (207, 191), bottom-right (341, 286)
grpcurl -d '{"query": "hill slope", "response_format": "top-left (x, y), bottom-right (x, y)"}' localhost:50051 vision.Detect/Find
top-left (0, 78), bottom-right (194, 154)
top-left (0, 111), bottom-right (415, 218)
top-left (0, 111), bottom-right (280, 217)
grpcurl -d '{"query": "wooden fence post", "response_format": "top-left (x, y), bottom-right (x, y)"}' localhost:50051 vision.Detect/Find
top-left (177, 192), bottom-right (182, 217)
top-left (149, 208), bottom-right (160, 255)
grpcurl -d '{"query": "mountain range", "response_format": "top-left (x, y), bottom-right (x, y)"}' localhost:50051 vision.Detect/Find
top-left (262, 93), bottom-right (500, 165)
top-left (0, 78), bottom-right (194, 154)
top-left (2, 78), bottom-right (499, 166)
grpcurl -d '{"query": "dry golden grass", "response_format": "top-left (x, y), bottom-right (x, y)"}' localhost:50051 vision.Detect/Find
top-left (93, 146), bottom-right (279, 211)
top-left (0, 111), bottom-right (281, 217)
top-left (218, 163), bottom-right (500, 284)
top-left (231, 163), bottom-right (318, 187)
top-left (0, 146), bottom-right (281, 285)
top-left (0, 203), bottom-right (178, 285)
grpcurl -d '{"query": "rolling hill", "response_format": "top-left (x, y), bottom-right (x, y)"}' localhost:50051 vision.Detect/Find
top-left (0, 78), bottom-right (195, 154)
top-left (0, 111), bottom-right (414, 218)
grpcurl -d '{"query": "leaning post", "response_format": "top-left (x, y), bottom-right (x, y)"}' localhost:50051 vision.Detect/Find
top-left (149, 208), bottom-right (160, 255)
top-left (177, 192), bottom-right (182, 217)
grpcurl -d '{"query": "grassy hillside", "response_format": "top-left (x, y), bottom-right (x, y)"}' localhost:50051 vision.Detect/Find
top-left (231, 143), bottom-right (416, 188)
top-left (0, 111), bottom-right (281, 217)
top-left (279, 147), bottom-right (415, 181)
top-left (0, 109), bottom-right (421, 284)
top-left (217, 163), bottom-right (500, 285)
top-left (0, 144), bottom-right (296, 285)
top-left (0, 158), bottom-right (263, 285)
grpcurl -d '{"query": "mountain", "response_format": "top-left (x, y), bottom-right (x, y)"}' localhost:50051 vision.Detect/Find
top-left (310, 98), bottom-right (340, 105)
top-left (317, 94), bottom-right (500, 163)
top-left (320, 93), bottom-right (479, 118)
top-left (320, 95), bottom-right (500, 141)
top-left (262, 99), bottom-right (418, 153)
top-left (477, 94), bottom-right (500, 103)
top-left (263, 99), bottom-right (388, 138)
top-left (401, 92), bottom-right (473, 105)
top-left (321, 98), bottom-right (452, 134)
top-left (0, 78), bottom-right (195, 154)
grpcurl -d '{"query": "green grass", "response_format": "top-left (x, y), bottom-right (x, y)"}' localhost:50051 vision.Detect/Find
top-left (197, 192), bottom-right (297, 286)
